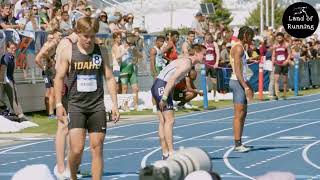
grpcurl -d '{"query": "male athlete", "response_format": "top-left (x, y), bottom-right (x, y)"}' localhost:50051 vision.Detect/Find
top-left (151, 44), bottom-right (206, 159)
top-left (173, 69), bottom-right (203, 108)
top-left (181, 31), bottom-right (195, 56)
top-left (229, 26), bottom-right (254, 152)
top-left (204, 32), bottom-right (220, 102)
top-left (272, 32), bottom-right (291, 100)
top-left (55, 17), bottom-right (120, 180)
top-left (35, 29), bottom-right (62, 118)
top-left (150, 35), bottom-right (166, 112)
top-left (53, 31), bottom-right (78, 179)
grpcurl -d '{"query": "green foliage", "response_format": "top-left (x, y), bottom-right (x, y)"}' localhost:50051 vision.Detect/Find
top-left (202, 0), bottom-right (233, 25)
top-left (245, 0), bottom-right (285, 30)
top-left (163, 26), bottom-right (191, 36)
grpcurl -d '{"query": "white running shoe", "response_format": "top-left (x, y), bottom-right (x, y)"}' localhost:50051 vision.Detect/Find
top-left (184, 103), bottom-right (193, 109)
top-left (233, 145), bottom-right (252, 153)
top-left (54, 165), bottom-right (69, 180)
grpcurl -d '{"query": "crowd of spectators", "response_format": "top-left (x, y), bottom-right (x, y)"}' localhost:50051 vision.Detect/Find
top-left (0, 0), bottom-right (320, 113)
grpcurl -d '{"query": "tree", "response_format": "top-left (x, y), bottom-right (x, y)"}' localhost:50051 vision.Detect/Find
top-left (202, 0), bottom-right (233, 25)
top-left (245, 0), bottom-right (285, 30)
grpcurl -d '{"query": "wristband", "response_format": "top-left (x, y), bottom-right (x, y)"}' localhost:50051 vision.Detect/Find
top-left (162, 95), bottom-right (168, 101)
top-left (56, 102), bottom-right (63, 108)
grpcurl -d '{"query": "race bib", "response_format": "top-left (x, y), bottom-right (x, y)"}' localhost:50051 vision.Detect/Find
top-left (277, 55), bottom-right (286, 61)
top-left (77, 75), bottom-right (97, 92)
top-left (206, 54), bottom-right (214, 61)
top-left (92, 54), bottom-right (102, 66)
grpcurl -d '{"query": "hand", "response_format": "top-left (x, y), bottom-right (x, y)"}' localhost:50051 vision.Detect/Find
top-left (112, 106), bottom-right (120, 123)
top-left (198, 90), bottom-right (204, 96)
top-left (213, 63), bottom-right (219, 69)
top-left (159, 100), bottom-right (167, 112)
top-left (245, 87), bottom-right (254, 103)
top-left (56, 106), bottom-right (67, 125)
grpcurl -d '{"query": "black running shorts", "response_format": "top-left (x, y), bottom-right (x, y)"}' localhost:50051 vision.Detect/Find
top-left (68, 111), bottom-right (107, 133)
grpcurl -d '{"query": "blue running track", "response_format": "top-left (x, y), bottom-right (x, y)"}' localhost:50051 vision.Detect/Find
top-left (0, 93), bottom-right (320, 179)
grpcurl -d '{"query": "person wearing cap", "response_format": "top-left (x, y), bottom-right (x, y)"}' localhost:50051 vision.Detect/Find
top-left (15, 0), bottom-right (28, 20)
top-left (126, 13), bottom-right (134, 32)
top-left (119, 34), bottom-right (143, 111)
top-left (38, 3), bottom-right (50, 30)
top-left (191, 12), bottom-right (205, 39)
top-left (84, 5), bottom-right (93, 17)
top-left (98, 11), bottom-right (111, 34)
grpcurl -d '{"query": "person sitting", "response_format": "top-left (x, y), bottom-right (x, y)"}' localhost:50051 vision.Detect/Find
top-left (173, 69), bottom-right (203, 109)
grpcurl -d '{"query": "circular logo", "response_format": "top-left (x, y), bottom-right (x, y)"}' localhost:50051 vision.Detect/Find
top-left (282, 2), bottom-right (319, 38)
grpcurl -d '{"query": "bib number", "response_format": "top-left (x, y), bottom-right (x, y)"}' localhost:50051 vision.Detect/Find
top-left (77, 75), bottom-right (97, 92)
top-left (92, 54), bottom-right (102, 66)
top-left (277, 55), bottom-right (286, 61)
top-left (158, 87), bottom-right (164, 96)
top-left (206, 54), bottom-right (214, 61)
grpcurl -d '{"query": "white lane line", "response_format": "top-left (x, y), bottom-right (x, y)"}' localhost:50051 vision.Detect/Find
top-left (0, 140), bottom-right (52, 155)
top-left (223, 108), bottom-right (320, 180)
top-left (80, 147), bottom-right (157, 167)
top-left (245, 146), bottom-right (305, 169)
top-left (302, 140), bottom-right (320, 170)
top-left (2, 95), bottom-right (319, 167)
top-left (1, 93), bottom-right (319, 157)
top-left (141, 105), bottom-right (320, 168)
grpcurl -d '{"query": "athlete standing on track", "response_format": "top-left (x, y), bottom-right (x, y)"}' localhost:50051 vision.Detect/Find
top-left (151, 44), bottom-right (206, 159)
top-left (55, 17), bottom-right (120, 180)
top-left (53, 32), bottom-right (78, 179)
top-left (272, 32), bottom-right (291, 100)
top-left (229, 26), bottom-right (254, 153)
top-left (204, 32), bottom-right (220, 102)
top-left (150, 35), bottom-right (166, 113)
top-left (35, 29), bottom-right (62, 119)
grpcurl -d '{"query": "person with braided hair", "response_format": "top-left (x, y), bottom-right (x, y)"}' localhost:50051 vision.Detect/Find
top-left (229, 26), bottom-right (254, 153)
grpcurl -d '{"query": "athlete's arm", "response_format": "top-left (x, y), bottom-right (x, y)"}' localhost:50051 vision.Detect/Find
top-left (185, 76), bottom-right (198, 94)
top-left (54, 47), bottom-right (70, 122)
top-left (149, 48), bottom-right (157, 78)
top-left (55, 38), bottom-right (73, 69)
top-left (182, 42), bottom-right (189, 56)
top-left (214, 42), bottom-right (220, 68)
top-left (35, 43), bottom-right (51, 70)
top-left (161, 41), bottom-right (174, 54)
top-left (271, 45), bottom-right (276, 65)
top-left (102, 49), bottom-right (120, 122)
top-left (162, 61), bottom-right (190, 99)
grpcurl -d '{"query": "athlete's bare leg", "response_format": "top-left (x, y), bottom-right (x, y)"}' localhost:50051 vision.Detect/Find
top-left (68, 129), bottom-right (86, 180)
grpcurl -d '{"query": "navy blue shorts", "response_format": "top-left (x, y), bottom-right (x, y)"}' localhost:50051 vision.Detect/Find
top-left (151, 79), bottom-right (174, 111)
top-left (229, 80), bottom-right (247, 105)
top-left (43, 75), bottom-right (54, 88)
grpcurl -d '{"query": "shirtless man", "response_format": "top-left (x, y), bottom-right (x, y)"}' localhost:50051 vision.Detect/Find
top-left (35, 29), bottom-right (63, 118)
top-left (151, 44), bottom-right (206, 159)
